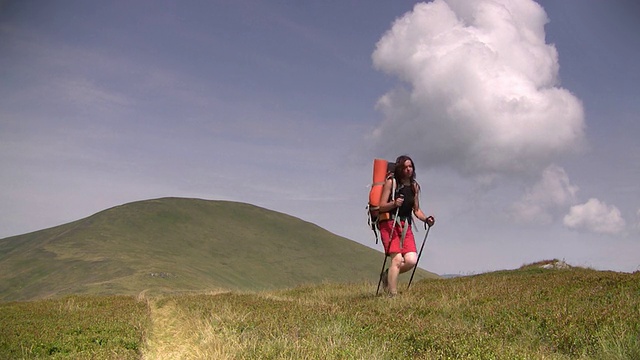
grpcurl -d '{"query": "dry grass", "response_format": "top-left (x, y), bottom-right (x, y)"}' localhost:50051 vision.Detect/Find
top-left (3, 264), bottom-right (639, 359)
top-left (137, 267), bottom-right (640, 359)
top-left (141, 290), bottom-right (232, 359)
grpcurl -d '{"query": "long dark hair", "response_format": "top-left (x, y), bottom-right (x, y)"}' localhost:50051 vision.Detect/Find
top-left (393, 155), bottom-right (416, 184)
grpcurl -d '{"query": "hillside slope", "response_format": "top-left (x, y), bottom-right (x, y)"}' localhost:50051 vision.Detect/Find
top-left (0, 197), bottom-right (438, 301)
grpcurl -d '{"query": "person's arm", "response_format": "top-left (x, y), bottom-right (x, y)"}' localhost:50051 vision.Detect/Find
top-left (413, 184), bottom-right (435, 226)
top-left (379, 178), bottom-right (403, 213)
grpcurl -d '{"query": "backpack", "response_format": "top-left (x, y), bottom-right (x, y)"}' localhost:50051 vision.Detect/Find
top-left (367, 159), bottom-right (396, 243)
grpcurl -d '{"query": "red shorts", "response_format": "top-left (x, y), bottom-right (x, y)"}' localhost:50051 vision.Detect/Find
top-left (379, 219), bottom-right (417, 255)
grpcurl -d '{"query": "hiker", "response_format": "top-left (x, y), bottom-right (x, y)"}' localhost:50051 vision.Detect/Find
top-left (378, 155), bottom-right (435, 296)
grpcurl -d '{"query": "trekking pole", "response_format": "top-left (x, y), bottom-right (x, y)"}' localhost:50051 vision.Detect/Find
top-left (407, 221), bottom-right (431, 290)
top-left (375, 255), bottom-right (388, 296)
top-left (375, 204), bottom-right (401, 296)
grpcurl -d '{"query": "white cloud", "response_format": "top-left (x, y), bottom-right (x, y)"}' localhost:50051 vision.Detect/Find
top-left (563, 198), bottom-right (626, 235)
top-left (370, 0), bottom-right (585, 178)
top-left (511, 164), bottom-right (578, 224)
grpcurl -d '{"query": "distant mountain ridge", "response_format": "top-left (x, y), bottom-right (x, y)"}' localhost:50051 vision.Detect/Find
top-left (0, 197), bottom-right (438, 301)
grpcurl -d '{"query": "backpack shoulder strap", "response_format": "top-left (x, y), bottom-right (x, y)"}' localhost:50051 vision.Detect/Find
top-left (389, 175), bottom-right (397, 201)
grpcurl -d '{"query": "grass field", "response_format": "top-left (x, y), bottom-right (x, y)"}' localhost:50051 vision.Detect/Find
top-left (0, 295), bottom-right (147, 359)
top-left (2, 262), bottom-right (639, 359)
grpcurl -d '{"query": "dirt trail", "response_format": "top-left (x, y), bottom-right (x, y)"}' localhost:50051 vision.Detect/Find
top-left (140, 292), bottom-right (232, 360)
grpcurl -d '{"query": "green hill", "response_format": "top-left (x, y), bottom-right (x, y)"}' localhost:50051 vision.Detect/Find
top-left (0, 197), bottom-right (438, 301)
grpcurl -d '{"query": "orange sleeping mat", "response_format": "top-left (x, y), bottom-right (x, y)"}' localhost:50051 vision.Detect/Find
top-left (368, 158), bottom-right (391, 217)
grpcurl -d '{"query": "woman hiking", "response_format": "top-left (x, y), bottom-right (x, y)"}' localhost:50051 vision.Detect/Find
top-left (378, 155), bottom-right (435, 296)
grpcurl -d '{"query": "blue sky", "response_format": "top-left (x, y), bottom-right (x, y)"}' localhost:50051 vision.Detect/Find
top-left (1, 0), bottom-right (639, 275)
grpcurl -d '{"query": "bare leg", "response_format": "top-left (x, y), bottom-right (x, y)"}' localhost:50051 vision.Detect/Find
top-left (387, 253), bottom-right (402, 295)
top-left (387, 252), bottom-right (419, 295)
top-left (399, 252), bottom-right (418, 273)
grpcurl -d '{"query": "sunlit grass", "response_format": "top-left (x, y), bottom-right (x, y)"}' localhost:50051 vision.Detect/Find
top-left (2, 263), bottom-right (639, 359)
top-left (141, 266), bottom-right (640, 359)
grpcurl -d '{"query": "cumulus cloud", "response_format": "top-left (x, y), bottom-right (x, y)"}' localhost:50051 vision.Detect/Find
top-left (511, 164), bottom-right (578, 224)
top-left (563, 198), bottom-right (626, 235)
top-left (370, 0), bottom-right (585, 178)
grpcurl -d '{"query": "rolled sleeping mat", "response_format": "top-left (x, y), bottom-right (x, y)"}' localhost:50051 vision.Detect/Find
top-left (368, 158), bottom-right (391, 217)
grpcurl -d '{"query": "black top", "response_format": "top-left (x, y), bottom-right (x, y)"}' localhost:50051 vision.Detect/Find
top-left (392, 182), bottom-right (415, 220)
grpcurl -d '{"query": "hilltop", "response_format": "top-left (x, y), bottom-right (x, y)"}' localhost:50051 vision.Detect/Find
top-left (0, 197), bottom-right (437, 301)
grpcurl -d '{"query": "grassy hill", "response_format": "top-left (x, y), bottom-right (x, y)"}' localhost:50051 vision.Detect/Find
top-left (1, 263), bottom-right (638, 359)
top-left (0, 197), bottom-right (437, 301)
